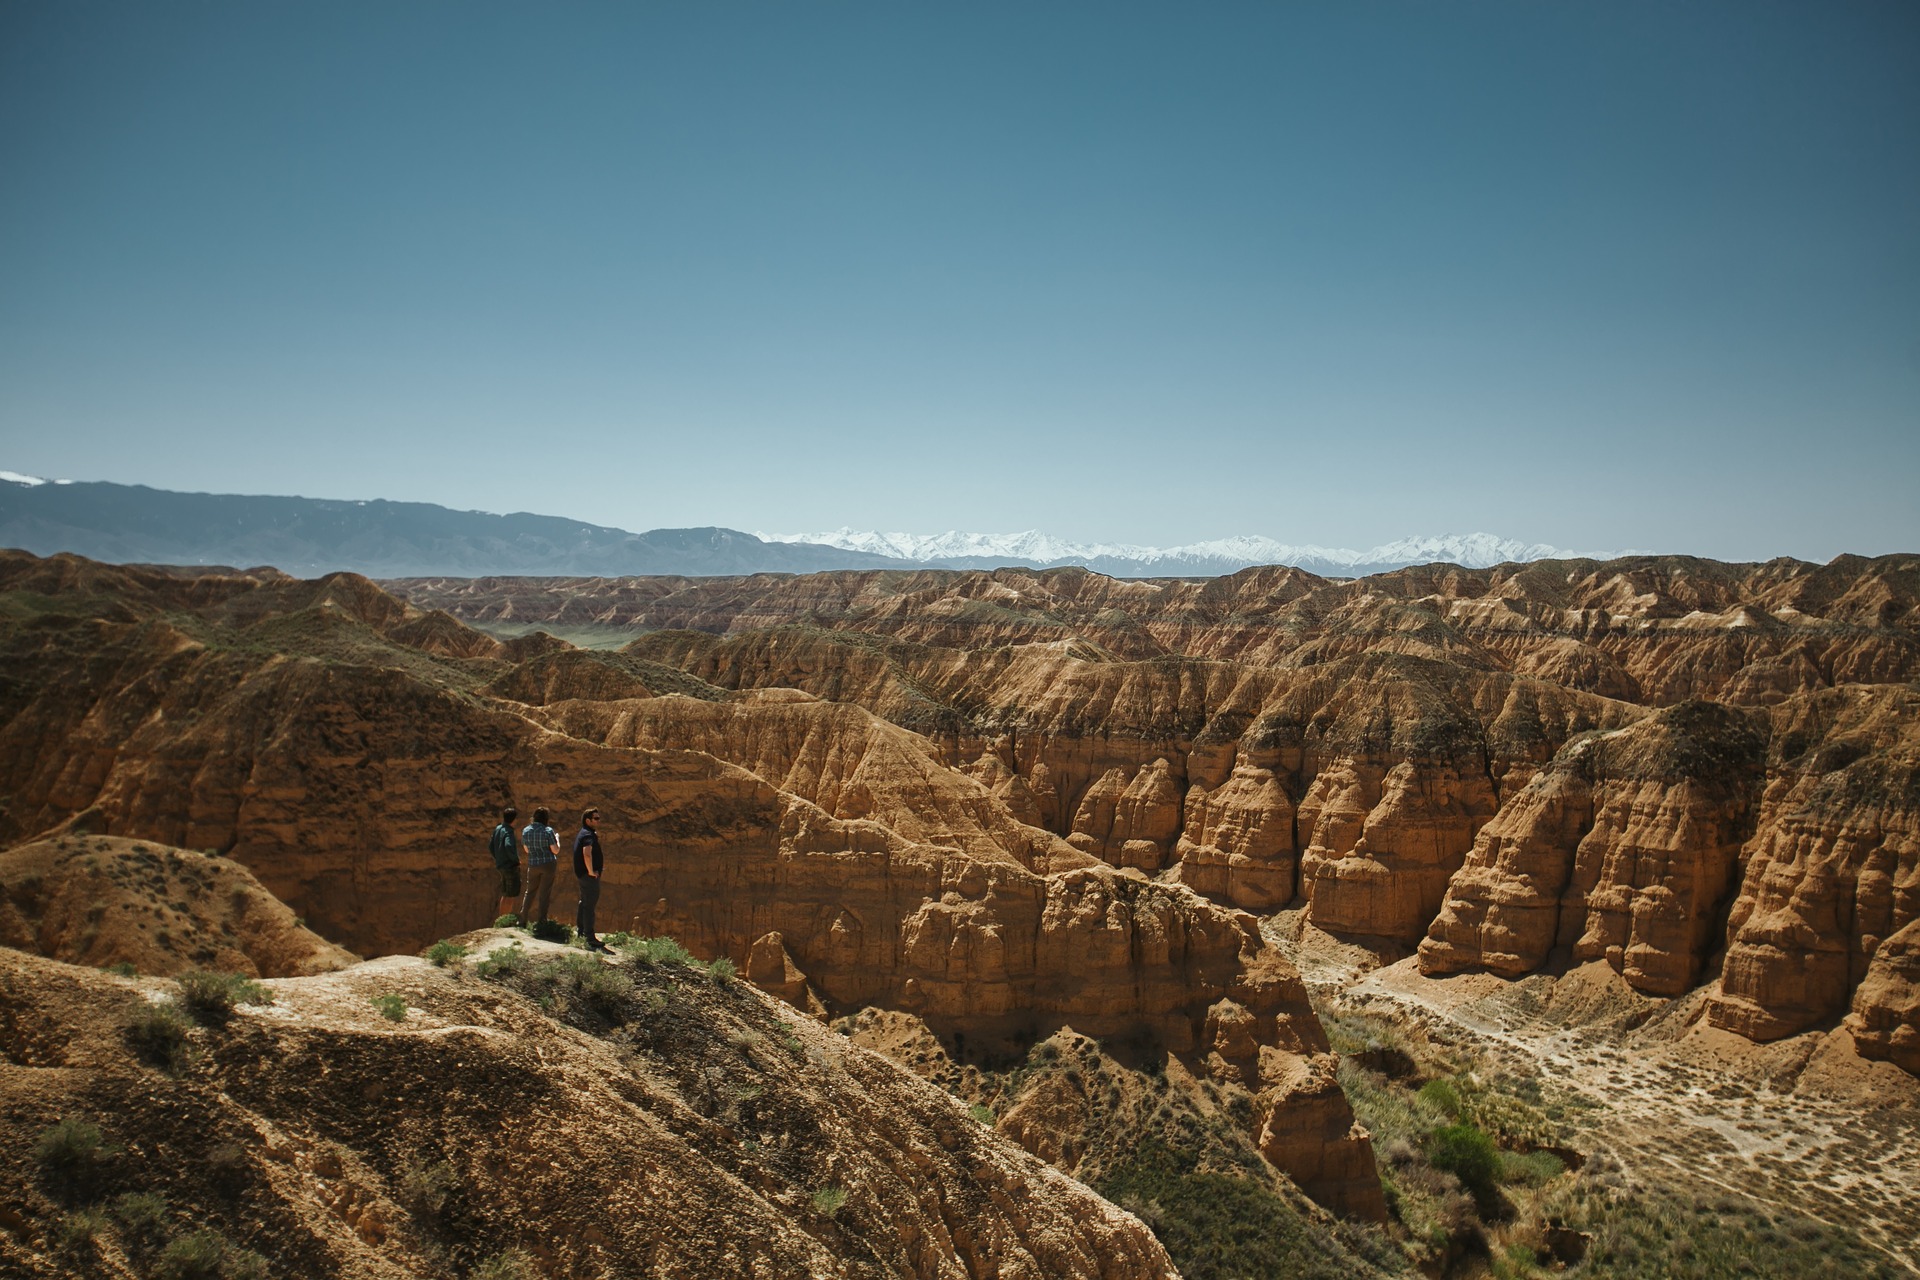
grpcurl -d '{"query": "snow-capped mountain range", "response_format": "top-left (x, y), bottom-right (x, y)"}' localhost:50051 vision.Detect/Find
top-left (757, 529), bottom-right (1624, 578)
top-left (4, 467), bottom-right (1624, 579)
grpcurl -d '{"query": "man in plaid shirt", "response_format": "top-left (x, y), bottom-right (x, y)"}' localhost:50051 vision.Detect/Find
top-left (518, 807), bottom-right (561, 928)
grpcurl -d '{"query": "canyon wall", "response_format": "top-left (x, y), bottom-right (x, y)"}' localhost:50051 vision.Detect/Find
top-left (0, 551), bottom-right (1382, 1214)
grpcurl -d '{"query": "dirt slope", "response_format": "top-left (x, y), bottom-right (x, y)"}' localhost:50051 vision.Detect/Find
top-left (0, 936), bottom-right (1177, 1279)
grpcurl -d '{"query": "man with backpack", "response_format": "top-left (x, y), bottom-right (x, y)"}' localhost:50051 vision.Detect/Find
top-left (489, 806), bottom-right (521, 926)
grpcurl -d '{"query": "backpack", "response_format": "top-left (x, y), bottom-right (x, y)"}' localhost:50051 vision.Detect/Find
top-left (488, 823), bottom-right (517, 868)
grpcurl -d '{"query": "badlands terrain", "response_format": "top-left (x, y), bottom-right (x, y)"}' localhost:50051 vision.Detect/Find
top-left (0, 548), bottom-right (1914, 1277)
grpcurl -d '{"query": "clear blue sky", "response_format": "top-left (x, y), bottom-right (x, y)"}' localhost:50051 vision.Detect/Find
top-left (1, 1), bottom-right (1915, 560)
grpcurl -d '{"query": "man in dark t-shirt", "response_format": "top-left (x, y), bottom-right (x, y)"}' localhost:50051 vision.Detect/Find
top-left (573, 807), bottom-right (607, 953)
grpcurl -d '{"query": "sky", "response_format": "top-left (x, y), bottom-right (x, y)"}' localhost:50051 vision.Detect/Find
top-left (1, 1), bottom-right (1915, 561)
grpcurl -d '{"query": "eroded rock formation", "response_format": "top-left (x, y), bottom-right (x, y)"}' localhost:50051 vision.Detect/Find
top-left (0, 551), bottom-right (1384, 1211)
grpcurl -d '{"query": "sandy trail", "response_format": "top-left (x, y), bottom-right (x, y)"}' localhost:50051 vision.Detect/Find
top-left (1264, 915), bottom-right (1920, 1275)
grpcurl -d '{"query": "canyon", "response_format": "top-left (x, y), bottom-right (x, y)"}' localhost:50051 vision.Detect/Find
top-left (2, 548), bottom-right (1916, 1276)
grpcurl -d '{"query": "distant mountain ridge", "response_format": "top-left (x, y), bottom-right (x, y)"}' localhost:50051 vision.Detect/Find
top-left (0, 474), bottom-right (902, 578)
top-left (758, 527), bottom-right (1621, 577)
top-left (4, 470), bottom-right (1614, 578)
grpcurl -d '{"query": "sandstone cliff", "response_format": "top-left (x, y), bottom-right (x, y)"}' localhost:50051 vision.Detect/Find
top-left (0, 551), bottom-right (1381, 1213)
top-left (1707, 686), bottom-right (1920, 1041)
top-left (393, 551), bottom-right (1920, 706)
top-left (1419, 701), bottom-right (1766, 996)
top-left (1847, 917), bottom-right (1920, 1074)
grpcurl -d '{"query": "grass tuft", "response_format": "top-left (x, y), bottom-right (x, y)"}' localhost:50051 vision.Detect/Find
top-left (177, 970), bottom-right (272, 1025)
top-left (126, 1003), bottom-right (194, 1074)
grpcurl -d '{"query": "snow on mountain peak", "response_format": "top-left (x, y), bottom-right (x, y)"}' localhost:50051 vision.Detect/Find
top-left (755, 528), bottom-right (1623, 576)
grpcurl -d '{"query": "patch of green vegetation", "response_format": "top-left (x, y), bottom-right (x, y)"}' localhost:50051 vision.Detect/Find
top-left (705, 956), bottom-right (737, 983)
top-left (126, 1002), bottom-right (194, 1073)
top-left (57, 1207), bottom-right (111, 1250)
top-left (34, 1117), bottom-right (117, 1196)
top-left (1535, 1178), bottom-right (1903, 1280)
top-left (476, 942), bottom-right (529, 980)
top-left (493, 913), bottom-right (520, 928)
top-left (424, 940), bottom-right (467, 967)
top-left (176, 970), bottom-right (272, 1025)
top-left (530, 918), bottom-right (574, 944)
top-left (477, 949), bottom-right (638, 1026)
top-left (398, 1156), bottom-right (459, 1219)
top-left (1427, 1122), bottom-right (1501, 1217)
top-left (616, 934), bottom-right (696, 967)
top-left (472, 1248), bottom-right (537, 1280)
top-left (371, 993), bottom-right (408, 1022)
top-left (153, 1227), bottom-right (267, 1280)
top-left (968, 1103), bottom-right (995, 1125)
top-left (103, 961), bottom-right (138, 977)
top-left (109, 1190), bottom-right (171, 1250)
top-left (1097, 1139), bottom-right (1400, 1280)
top-left (810, 1186), bottom-right (848, 1216)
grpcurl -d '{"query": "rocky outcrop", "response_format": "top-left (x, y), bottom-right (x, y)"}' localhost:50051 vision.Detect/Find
top-left (0, 943), bottom-right (1179, 1279)
top-left (1067, 758), bottom-right (1184, 872)
top-left (1174, 762), bottom-right (1298, 910)
top-left (393, 552), bottom-right (1920, 707)
top-left (1419, 701), bottom-right (1766, 996)
top-left (0, 552), bottom-right (1383, 1210)
top-left (1707, 687), bottom-right (1920, 1040)
top-left (0, 835), bottom-right (356, 977)
top-left (1301, 759), bottom-right (1497, 944)
top-left (1846, 917), bottom-right (1920, 1073)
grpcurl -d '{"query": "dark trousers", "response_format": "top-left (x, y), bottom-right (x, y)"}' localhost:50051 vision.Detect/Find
top-left (519, 863), bottom-right (556, 924)
top-left (576, 874), bottom-right (601, 943)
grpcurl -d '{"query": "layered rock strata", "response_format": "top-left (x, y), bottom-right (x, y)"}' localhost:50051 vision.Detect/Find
top-left (0, 552), bottom-right (1383, 1212)
top-left (1707, 687), bottom-right (1920, 1040)
top-left (1419, 701), bottom-right (1766, 995)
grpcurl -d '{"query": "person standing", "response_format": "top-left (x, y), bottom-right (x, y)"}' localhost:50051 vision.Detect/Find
top-left (489, 806), bottom-right (521, 925)
top-left (572, 807), bottom-right (607, 953)
top-left (518, 807), bottom-right (560, 929)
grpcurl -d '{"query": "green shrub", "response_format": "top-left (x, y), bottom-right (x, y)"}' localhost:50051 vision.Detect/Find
top-left (34, 1117), bottom-right (115, 1192)
top-left (476, 942), bottom-right (529, 980)
top-left (57, 1207), bottom-right (110, 1249)
top-left (153, 1229), bottom-right (227, 1279)
top-left (530, 953), bottom-right (633, 1018)
top-left (110, 1190), bottom-right (171, 1248)
top-left (177, 971), bottom-right (272, 1025)
top-left (398, 1156), bottom-right (459, 1218)
top-left (1499, 1149), bottom-right (1565, 1186)
top-left (619, 934), bottom-right (694, 966)
top-left (968, 1104), bottom-right (995, 1125)
top-left (1417, 1078), bottom-right (1464, 1119)
top-left (531, 919), bottom-right (574, 944)
top-left (493, 913), bottom-right (520, 928)
top-left (1428, 1122), bottom-right (1501, 1214)
top-left (371, 994), bottom-right (408, 1022)
top-left (811, 1186), bottom-right (848, 1216)
top-left (104, 961), bottom-right (138, 978)
top-left (127, 1003), bottom-right (194, 1073)
top-left (473, 1248), bottom-right (536, 1280)
top-left (424, 940), bottom-right (467, 967)
top-left (706, 956), bottom-right (738, 983)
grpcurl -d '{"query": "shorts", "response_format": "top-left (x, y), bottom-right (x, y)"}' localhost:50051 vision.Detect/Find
top-left (498, 863), bottom-right (521, 897)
